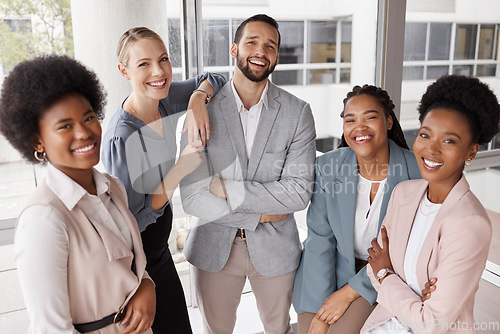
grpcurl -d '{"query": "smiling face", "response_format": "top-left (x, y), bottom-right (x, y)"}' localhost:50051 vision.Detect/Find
top-left (343, 94), bottom-right (393, 161)
top-left (413, 107), bottom-right (478, 196)
top-left (231, 21), bottom-right (279, 83)
top-left (35, 93), bottom-right (101, 181)
top-left (119, 37), bottom-right (172, 102)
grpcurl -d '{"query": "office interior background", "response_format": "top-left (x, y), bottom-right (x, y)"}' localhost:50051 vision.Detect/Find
top-left (0, 0), bottom-right (499, 332)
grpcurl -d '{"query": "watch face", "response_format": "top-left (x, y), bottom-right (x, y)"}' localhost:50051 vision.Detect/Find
top-left (377, 268), bottom-right (387, 279)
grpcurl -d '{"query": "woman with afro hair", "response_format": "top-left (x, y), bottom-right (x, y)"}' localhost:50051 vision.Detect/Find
top-left (293, 84), bottom-right (421, 334)
top-left (0, 55), bottom-right (155, 333)
top-left (362, 75), bottom-right (500, 333)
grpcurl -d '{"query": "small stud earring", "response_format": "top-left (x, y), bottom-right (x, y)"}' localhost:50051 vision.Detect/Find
top-left (465, 159), bottom-right (472, 166)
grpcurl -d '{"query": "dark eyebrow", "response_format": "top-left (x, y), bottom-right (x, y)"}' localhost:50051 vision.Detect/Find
top-left (54, 110), bottom-right (94, 125)
top-left (343, 110), bottom-right (380, 118)
top-left (245, 35), bottom-right (278, 47)
top-left (421, 126), bottom-right (462, 140)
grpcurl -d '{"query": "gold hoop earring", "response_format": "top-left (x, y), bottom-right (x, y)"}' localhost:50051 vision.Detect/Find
top-left (34, 150), bottom-right (46, 162)
top-left (465, 159), bottom-right (472, 166)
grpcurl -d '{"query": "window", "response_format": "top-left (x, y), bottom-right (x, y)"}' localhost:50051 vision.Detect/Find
top-left (403, 22), bottom-right (499, 80)
top-left (199, 18), bottom-right (352, 86)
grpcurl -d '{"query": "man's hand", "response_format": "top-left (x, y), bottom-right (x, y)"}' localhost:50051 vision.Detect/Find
top-left (210, 176), bottom-right (227, 198)
top-left (259, 214), bottom-right (289, 223)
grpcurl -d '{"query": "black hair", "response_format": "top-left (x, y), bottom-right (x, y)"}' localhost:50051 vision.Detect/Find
top-left (234, 14), bottom-right (281, 50)
top-left (418, 75), bottom-right (500, 145)
top-left (338, 84), bottom-right (409, 150)
top-left (0, 55), bottom-right (107, 164)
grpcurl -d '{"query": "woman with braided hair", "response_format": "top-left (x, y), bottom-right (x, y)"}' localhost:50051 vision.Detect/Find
top-left (292, 84), bottom-right (421, 334)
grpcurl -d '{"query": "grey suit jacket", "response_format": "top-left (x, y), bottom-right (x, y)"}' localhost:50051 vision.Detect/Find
top-left (180, 81), bottom-right (316, 277)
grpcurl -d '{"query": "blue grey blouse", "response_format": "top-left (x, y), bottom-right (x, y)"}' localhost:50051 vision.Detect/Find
top-left (101, 73), bottom-right (227, 232)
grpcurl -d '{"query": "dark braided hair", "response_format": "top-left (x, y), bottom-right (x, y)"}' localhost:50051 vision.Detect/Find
top-left (338, 84), bottom-right (409, 150)
top-left (418, 75), bottom-right (499, 145)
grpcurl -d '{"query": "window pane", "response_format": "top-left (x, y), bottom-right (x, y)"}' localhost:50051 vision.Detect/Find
top-left (308, 21), bottom-right (336, 63)
top-left (307, 69), bottom-right (335, 84)
top-left (493, 132), bottom-right (500, 149)
top-left (476, 64), bottom-right (496, 77)
top-left (168, 19), bottom-right (182, 68)
top-left (478, 24), bottom-right (495, 59)
top-left (455, 24), bottom-right (477, 60)
top-left (404, 22), bottom-right (427, 61)
top-left (428, 23), bottom-right (451, 60)
top-left (403, 66), bottom-right (424, 80)
top-left (426, 65), bottom-right (448, 79)
top-left (340, 68), bottom-right (350, 83)
top-left (203, 20), bottom-right (230, 66)
top-left (272, 70), bottom-right (303, 85)
top-left (278, 21), bottom-right (304, 64)
top-left (341, 21), bottom-right (352, 62)
top-left (452, 65), bottom-right (473, 76)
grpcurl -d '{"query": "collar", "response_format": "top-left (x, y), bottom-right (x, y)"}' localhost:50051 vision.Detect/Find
top-left (231, 79), bottom-right (269, 113)
top-left (45, 163), bottom-right (111, 211)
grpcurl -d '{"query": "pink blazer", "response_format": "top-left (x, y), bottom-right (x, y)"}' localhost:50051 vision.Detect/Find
top-left (361, 176), bottom-right (491, 334)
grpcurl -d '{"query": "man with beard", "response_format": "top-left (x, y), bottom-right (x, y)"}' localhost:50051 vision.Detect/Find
top-left (180, 14), bottom-right (316, 334)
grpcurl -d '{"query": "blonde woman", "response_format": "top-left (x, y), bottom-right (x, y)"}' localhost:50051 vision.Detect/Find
top-left (102, 27), bottom-right (226, 333)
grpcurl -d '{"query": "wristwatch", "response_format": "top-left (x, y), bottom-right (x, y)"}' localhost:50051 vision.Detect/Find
top-left (376, 268), bottom-right (395, 283)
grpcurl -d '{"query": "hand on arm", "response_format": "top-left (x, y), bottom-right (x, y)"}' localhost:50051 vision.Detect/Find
top-left (315, 284), bottom-right (360, 325)
top-left (367, 226), bottom-right (394, 283)
top-left (259, 214), bottom-right (289, 223)
top-left (183, 80), bottom-right (214, 146)
top-left (121, 279), bottom-right (156, 334)
top-left (421, 277), bottom-right (437, 302)
top-left (150, 139), bottom-right (204, 210)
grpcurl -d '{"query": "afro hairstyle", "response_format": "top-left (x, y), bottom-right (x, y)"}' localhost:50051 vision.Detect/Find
top-left (417, 75), bottom-right (500, 145)
top-left (0, 55), bottom-right (107, 164)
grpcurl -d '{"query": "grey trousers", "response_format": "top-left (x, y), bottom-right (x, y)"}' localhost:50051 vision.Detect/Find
top-left (193, 236), bottom-right (296, 334)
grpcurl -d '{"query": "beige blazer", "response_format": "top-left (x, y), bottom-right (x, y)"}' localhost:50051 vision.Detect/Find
top-left (361, 176), bottom-right (491, 334)
top-left (20, 173), bottom-right (151, 334)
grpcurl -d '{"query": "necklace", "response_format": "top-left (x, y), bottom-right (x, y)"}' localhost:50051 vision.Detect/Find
top-left (126, 102), bottom-right (163, 134)
top-left (419, 193), bottom-right (441, 216)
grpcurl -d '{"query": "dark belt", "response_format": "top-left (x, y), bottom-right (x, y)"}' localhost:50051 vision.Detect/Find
top-left (74, 307), bottom-right (126, 333)
top-left (236, 228), bottom-right (246, 240)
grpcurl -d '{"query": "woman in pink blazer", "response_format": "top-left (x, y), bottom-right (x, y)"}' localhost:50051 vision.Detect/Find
top-left (362, 75), bottom-right (500, 334)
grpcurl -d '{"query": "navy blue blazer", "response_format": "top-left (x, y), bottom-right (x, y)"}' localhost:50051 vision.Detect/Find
top-left (292, 139), bottom-right (421, 314)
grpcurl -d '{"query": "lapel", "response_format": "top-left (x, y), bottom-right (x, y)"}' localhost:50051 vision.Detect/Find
top-left (415, 175), bottom-right (470, 289)
top-left (75, 206), bottom-right (133, 263)
top-left (392, 180), bottom-right (428, 280)
top-left (107, 179), bottom-right (147, 275)
top-left (247, 82), bottom-right (281, 180)
top-left (217, 84), bottom-right (249, 179)
top-left (335, 149), bottom-right (358, 266)
top-left (380, 140), bottom-right (412, 227)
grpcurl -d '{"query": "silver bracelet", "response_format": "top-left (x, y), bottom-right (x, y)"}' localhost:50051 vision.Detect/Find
top-left (193, 88), bottom-right (211, 104)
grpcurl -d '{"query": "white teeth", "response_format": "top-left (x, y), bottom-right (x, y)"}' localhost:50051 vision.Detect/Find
top-left (250, 60), bottom-right (265, 66)
top-left (355, 135), bottom-right (371, 141)
top-left (424, 158), bottom-right (443, 168)
top-left (149, 80), bottom-right (165, 87)
top-left (74, 144), bottom-right (94, 153)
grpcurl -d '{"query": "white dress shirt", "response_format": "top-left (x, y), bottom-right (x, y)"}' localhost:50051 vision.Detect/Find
top-left (369, 193), bottom-right (441, 334)
top-left (354, 174), bottom-right (387, 260)
top-left (231, 79), bottom-right (269, 158)
top-left (15, 164), bottom-right (134, 333)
